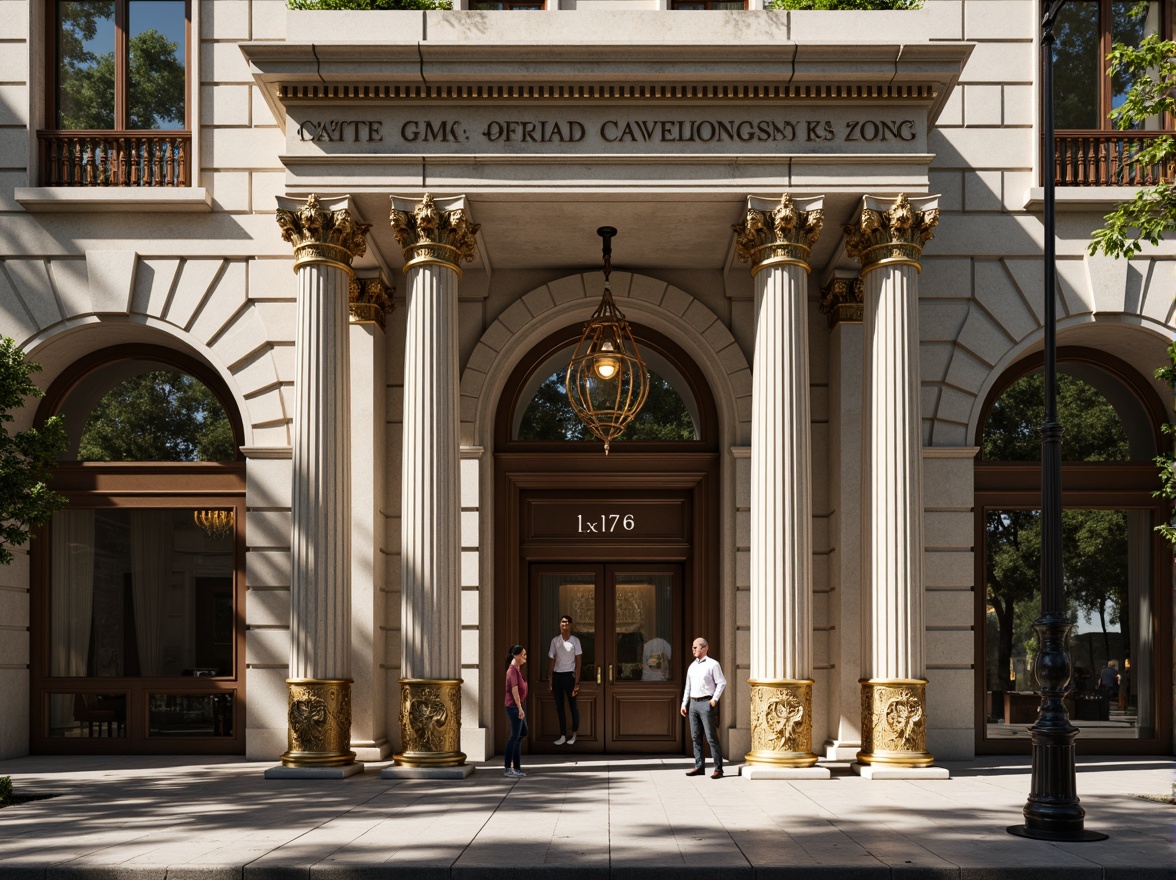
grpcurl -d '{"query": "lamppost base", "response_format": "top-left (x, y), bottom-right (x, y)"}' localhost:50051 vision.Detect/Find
top-left (1006, 825), bottom-right (1108, 842)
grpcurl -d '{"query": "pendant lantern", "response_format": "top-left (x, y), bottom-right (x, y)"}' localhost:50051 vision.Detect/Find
top-left (566, 227), bottom-right (650, 454)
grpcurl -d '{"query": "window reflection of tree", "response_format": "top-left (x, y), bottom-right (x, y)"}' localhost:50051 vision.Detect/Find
top-left (979, 363), bottom-right (1162, 740)
top-left (55, 0), bottom-right (186, 131)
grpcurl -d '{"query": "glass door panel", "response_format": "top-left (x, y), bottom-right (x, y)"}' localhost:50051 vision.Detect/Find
top-left (983, 507), bottom-right (1154, 742)
top-left (604, 567), bottom-right (682, 751)
top-left (530, 563), bottom-right (684, 753)
top-left (534, 566), bottom-right (601, 748)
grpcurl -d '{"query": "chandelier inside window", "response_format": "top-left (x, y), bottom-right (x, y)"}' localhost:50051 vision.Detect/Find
top-left (566, 227), bottom-right (650, 454)
top-left (193, 509), bottom-right (234, 540)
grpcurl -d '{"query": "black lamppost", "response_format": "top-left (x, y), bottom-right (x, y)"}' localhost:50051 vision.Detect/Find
top-left (1007, 0), bottom-right (1106, 842)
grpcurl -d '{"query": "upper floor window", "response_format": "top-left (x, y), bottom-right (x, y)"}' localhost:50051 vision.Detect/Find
top-left (470, 1), bottom-right (545, 7)
top-left (1052, 1), bottom-right (1173, 186)
top-left (53, 0), bottom-right (188, 131)
top-left (43, 1), bottom-right (190, 186)
top-left (1055, 0), bottom-right (1166, 131)
top-left (670, 2), bottom-right (747, 8)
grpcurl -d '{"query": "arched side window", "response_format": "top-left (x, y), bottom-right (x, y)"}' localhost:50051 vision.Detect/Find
top-left (974, 349), bottom-right (1171, 755)
top-left (500, 324), bottom-right (716, 451)
top-left (31, 346), bottom-right (245, 755)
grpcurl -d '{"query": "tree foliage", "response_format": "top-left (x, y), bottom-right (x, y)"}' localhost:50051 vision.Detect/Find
top-left (982, 371), bottom-right (1129, 462)
top-left (288, 0), bottom-right (453, 10)
top-left (1154, 341), bottom-right (1176, 545)
top-left (78, 372), bottom-right (235, 463)
top-left (0, 339), bottom-right (68, 566)
top-left (1083, 3), bottom-right (1176, 547)
top-left (517, 369), bottom-right (696, 443)
top-left (1088, 3), bottom-right (1176, 259)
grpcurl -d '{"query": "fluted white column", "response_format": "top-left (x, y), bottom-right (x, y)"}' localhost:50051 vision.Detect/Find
top-left (734, 194), bottom-right (824, 770)
top-left (389, 193), bottom-right (479, 768)
top-left (846, 193), bottom-right (939, 768)
top-left (273, 194), bottom-right (370, 769)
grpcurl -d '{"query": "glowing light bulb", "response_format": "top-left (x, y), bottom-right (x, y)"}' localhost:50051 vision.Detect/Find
top-left (594, 341), bottom-right (619, 380)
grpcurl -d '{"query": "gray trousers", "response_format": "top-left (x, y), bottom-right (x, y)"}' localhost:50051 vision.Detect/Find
top-left (687, 699), bottom-right (722, 770)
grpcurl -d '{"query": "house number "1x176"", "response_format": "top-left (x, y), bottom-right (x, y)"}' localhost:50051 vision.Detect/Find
top-left (578, 514), bottom-right (636, 533)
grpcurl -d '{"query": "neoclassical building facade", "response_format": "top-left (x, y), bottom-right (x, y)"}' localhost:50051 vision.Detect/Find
top-left (0, 0), bottom-right (1172, 769)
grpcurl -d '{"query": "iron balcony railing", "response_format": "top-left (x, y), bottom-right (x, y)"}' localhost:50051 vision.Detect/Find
top-left (37, 130), bottom-right (190, 187)
top-left (1054, 130), bottom-right (1173, 187)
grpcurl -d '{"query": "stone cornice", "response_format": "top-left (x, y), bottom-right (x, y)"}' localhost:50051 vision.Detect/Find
top-left (241, 39), bottom-right (972, 128)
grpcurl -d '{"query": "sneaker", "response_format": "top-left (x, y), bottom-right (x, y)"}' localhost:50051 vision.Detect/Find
top-left (567, 733), bottom-right (576, 745)
top-left (504, 769), bottom-right (514, 777)
top-left (511, 769), bottom-right (526, 777)
top-left (554, 736), bottom-right (566, 745)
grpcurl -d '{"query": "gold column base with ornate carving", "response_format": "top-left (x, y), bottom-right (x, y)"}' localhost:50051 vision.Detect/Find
top-left (394, 678), bottom-right (466, 767)
top-left (745, 678), bottom-right (819, 768)
top-left (280, 678), bottom-right (356, 767)
top-left (857, 678), bottom-right (935, 767)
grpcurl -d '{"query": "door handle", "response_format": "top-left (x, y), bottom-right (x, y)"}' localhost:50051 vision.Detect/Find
top-left (609, 664), bottom-right (613, 683)
top-left (596, 666), bottom-right (602, 685)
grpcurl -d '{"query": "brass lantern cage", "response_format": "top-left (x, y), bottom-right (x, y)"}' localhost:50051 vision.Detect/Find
top-left (566, 227), bottom-right (650, 454)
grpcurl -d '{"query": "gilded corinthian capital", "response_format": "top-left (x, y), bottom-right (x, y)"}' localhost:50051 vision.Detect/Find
top-left (733, 194), bottom-right (824, 275)
top-left (276, 194), bottom-right (370, 271)
top-left (844, 193), bottom-right (939, 273)
top-left (348, 276), bottom-right (395, 328)
top-left (389, 193), bottom-right (480, 274)
top-left (819, 276), bottom-right (864, 327)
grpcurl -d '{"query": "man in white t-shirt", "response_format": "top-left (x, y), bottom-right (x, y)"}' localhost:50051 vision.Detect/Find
top-left (547, 615), bottom-right (583, 745)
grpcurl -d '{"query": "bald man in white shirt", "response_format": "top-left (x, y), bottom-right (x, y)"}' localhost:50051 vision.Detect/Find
top-left (680, 636), bottom-right (726, 778)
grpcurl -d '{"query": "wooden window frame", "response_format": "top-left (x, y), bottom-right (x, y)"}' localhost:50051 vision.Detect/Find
top-left (40, 0), bottom-right (192, 186)
top-left (1050, 0), bottom-right (1175, 185)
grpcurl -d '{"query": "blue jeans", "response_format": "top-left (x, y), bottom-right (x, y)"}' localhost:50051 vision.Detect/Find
top-left (505, 706), bottom-right (527, 771)
top-left (687, 700), bottom-right (722, 771)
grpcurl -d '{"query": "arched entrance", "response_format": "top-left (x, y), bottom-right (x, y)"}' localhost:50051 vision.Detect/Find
top-left (30, 345), bottom-right (247, 755)
top-left (493, 325), bottom-right (720, 755)
top-left (974, 347), bottom-right (1172, 755)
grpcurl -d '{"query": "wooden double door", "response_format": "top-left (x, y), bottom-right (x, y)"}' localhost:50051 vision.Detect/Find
top-left (530, 562), bottom-right (683, 753)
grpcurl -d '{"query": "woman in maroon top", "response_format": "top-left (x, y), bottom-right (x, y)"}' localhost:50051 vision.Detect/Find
top-left (504, 644), bottom-right (529, 778)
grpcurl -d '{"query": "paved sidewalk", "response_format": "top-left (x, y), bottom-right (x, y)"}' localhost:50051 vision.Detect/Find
top-left (0, 754), bottom-right (1171, 879)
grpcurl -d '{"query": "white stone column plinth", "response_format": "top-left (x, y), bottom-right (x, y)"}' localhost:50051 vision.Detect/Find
top-left (268, 194), bottom-right (370, 778)
top-left (846, 193), bottom-right (945, 776)
top-left (385, 193), bottom-right (479, 776)
top-left (734, 194), bottom-right (827, 776)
